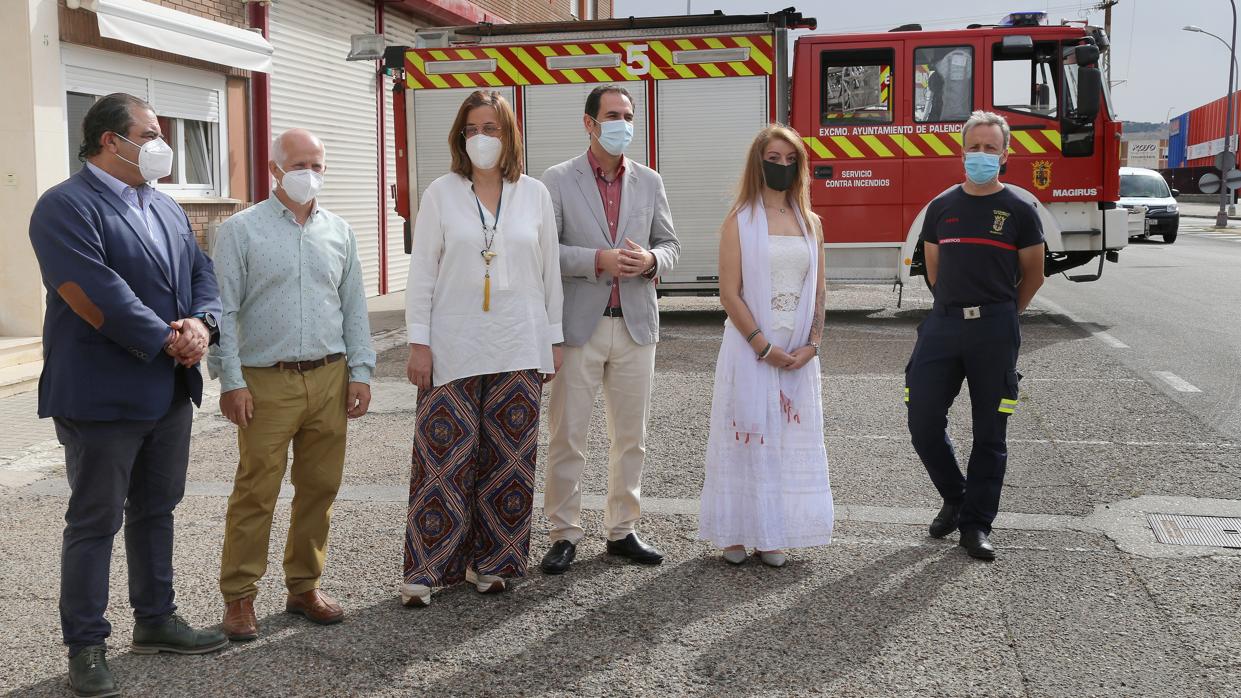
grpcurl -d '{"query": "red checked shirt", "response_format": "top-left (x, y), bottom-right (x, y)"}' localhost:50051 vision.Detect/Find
top-left (588, 149), bottom-right (626, 309)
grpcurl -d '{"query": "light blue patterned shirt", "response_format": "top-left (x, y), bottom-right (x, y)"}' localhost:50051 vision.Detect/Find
top-left (208, 196), bottom-right (376, 392)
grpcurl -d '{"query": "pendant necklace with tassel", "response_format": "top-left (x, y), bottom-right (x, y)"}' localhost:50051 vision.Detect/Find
top-left (473, 184), bottom-right (502, 312)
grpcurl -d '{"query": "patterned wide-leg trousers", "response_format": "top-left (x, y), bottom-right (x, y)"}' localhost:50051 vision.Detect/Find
top-left (404, 370), bottom-right (542, 587)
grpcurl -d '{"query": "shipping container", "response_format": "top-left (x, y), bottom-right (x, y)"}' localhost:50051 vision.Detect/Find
top-left (1182, 90), bottom-right (1241, 167)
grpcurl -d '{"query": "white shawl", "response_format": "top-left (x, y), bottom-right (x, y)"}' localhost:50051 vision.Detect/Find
top-left (721, 202), bottom-right (820, 440)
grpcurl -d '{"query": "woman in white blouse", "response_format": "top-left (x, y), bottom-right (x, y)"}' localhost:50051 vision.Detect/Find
top-left (400, 91), bottom-right (563, 607)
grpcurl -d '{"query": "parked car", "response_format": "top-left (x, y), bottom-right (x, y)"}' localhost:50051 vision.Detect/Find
top-left (1120, 166), bottom-right (1179, 243)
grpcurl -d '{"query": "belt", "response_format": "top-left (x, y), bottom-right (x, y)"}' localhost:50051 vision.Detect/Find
top-left (603, 306), bottom-right (624, 318)
top-left (932, 301), bottom-right (1016, 320)
top-left (271, 353), bottom-right (344, 372)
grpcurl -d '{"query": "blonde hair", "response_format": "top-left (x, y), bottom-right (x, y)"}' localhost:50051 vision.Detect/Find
top-left (448, 91), bottom-right (524, 183)
top-left (729, 124), bottom-right (820, 240)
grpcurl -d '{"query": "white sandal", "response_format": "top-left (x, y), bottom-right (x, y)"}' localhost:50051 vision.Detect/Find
top-left (757, 550), bottom-right (787, 568)
top-left (399, 583), bottom-right (432, 607)
top-left (465, 569), bottom-right (506, 594)
top-left (722, 547), bottom-right (748, 565)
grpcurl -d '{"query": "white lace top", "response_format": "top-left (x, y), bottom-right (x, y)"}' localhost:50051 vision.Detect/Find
top-left (769, 235), bottom-right (810, 331)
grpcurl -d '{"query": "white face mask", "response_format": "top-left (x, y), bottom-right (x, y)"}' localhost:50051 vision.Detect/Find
top-left (114, 133), bottom-right (174, 182)
top-left (466, 134), bottom-right (502, 170)
top-left (277, 164), bottom-right (324, 205)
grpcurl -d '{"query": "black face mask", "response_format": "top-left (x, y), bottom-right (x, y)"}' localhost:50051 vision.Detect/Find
top-left (762, 160), bottom-right (797, 192)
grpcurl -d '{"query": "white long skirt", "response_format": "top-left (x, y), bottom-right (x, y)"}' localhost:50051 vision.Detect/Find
top-left (698, 326), bottom-right (835, 551)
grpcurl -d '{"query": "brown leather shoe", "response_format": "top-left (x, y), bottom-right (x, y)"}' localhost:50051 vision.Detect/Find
top-left (222, 597), bottom-right (258, 641)
top-left (285, 589), bottom-right (344, 625)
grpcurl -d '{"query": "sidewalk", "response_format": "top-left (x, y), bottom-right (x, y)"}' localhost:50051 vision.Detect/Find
top-left (1179, 201), bottom-right (1241, 221)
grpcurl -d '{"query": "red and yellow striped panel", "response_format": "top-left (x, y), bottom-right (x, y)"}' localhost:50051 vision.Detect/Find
top-left (404, 34), bottom-right (775, 90)
top-left (803, 129), bottom-right (1063, 159)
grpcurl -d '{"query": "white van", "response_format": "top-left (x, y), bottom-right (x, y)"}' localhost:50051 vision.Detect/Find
top-left (1120, 166), bottom-right (1180, 244)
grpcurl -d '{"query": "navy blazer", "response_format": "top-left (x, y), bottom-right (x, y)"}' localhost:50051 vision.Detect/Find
top-left (28, 167), bottom-right (222, 421)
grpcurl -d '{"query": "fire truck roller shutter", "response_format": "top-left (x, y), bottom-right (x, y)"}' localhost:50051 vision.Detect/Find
top-left (269, 0), bottom-right (382, 296)
top-left (655, 75), bottom-right (769, 288)
top-left (524, 83), bottom-right (648, 180)
top-left (412, 86), bottom-right (515, 208)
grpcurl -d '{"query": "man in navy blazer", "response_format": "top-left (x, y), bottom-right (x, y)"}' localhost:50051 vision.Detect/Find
top-left (28, 93), bottom-right (227, 696)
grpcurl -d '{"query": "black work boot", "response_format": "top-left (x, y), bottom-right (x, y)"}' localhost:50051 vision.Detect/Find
top-left (131, 614), bottom-right (228, 655)
top-left (68, 644), bottom-right (119, 698)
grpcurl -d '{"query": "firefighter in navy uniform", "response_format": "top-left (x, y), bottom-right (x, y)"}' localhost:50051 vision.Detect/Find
top-left (906, 110), bottom-right (1045, 560)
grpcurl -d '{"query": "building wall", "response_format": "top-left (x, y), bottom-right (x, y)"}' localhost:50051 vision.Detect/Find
top-left (474, 0), bottom-right (576, 22)
top-left (58, 0), bottom-right (250, 248)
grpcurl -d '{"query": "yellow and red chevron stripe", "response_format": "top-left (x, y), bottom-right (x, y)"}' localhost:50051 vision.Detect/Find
top-left (803, 129), bottom-right (1063, 159)
top-left (404, 34), bottom-right (775, 90)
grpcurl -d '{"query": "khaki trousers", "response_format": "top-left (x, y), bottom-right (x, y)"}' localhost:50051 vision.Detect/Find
top-left (545, 317), bottom-right (656, 543)
top-left (219, 360), bottom-right (348, 602)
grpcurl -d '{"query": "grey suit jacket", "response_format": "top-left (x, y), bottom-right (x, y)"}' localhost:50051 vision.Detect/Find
top-left (542, 152), bottom-right (679, 347)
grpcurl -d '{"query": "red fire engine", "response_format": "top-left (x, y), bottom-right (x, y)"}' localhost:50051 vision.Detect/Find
top-left (381, 7), bottom-right (1127, 294)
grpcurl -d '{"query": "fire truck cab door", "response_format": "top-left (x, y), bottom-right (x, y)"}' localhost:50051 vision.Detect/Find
top-left (904, 38), bottom-right (984, 246)
top-left (805, 41), bottom-right (904, 279)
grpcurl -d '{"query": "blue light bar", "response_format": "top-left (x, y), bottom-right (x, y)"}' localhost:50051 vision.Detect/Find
top-left (1000, 11), bottom-right (1048, 27)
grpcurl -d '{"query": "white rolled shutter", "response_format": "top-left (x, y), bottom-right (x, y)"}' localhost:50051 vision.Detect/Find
top-left (151, 80), bottom-right (220, 122)
top-left (655, 76), bottom-right (768, 286)
top-left (413, 86), bottom-right (514, 207)
top-left (63, 65), bottom-right (149, 100)
top-left (522, 83), bottom-right (647, 178)
top-left (269, 0), bottom-right (381, 296)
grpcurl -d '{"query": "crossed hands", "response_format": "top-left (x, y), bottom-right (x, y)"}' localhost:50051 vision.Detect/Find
top-left (760, 345), bottom-right (817, 371)
top-left (163, 317), bottom-right (210, 367)
top-left (598, 238), bottom-right (656, 279)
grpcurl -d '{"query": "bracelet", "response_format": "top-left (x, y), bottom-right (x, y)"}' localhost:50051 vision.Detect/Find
top-left (757, 342), bottom-right (773, 360)
top-left (745, 328), bottom-right (762, 343)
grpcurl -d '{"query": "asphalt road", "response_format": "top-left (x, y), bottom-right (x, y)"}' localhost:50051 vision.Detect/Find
top-left (3, 252), bottom-right (1241, 696)
top-left (1038, 217), bottom-right (1241, 441)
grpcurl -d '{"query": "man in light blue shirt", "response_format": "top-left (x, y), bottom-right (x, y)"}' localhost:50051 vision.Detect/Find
top-left (207, 128), bottom-right (375, 640)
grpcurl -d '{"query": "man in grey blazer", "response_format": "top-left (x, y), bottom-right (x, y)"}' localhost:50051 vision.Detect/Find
top-left (540, 85), bottom-right (679, 574)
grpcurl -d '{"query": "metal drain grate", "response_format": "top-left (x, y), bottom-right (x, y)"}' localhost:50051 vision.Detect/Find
top-left (1148, 514), bottom-right (1241, 548)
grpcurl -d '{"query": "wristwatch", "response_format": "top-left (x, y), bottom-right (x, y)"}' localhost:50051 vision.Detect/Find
top-left (193, 312), bottom-right (219, 344)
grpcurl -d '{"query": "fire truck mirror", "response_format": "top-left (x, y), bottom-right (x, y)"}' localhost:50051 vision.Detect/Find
top-left (1074, 67), bottom-right (1102, 122)
top-left (1074, 44), bottom-right (1101, 67)
top-left (998, 35), bottom-right (1034, 57)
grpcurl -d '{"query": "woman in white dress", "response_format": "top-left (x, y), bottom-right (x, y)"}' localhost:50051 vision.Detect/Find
top-left (698, 124), bottom-right (833, 566)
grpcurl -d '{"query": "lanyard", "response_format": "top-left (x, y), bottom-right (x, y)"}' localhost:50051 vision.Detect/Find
top-left (474, 184), bottom-right (503, 255)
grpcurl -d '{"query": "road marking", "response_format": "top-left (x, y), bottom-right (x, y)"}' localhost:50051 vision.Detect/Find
top-left (1152, 371), bottom-right (1203, 393)
top-left (1092, 331), bottom-right (1130, 348)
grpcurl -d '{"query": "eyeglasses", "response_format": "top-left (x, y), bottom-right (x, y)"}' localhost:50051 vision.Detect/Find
top-left (463, 124), bottom-right (502, 138)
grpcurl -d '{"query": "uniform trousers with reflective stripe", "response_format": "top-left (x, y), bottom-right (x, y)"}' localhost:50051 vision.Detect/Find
top-left (219, 360), bottom-right (348, 602)
top-left (404, 370), bottom-right (542, 588)
top-left (905, 305), bottom-right (1021, 535)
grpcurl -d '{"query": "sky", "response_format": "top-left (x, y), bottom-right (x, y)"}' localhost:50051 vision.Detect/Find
top-left (612, 0), bottom-right (1236, 122)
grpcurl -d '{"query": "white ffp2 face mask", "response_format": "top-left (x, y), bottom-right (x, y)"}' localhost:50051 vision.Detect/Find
top-left (277, 165), bottom-right (324, 204)
top-left (114, 133), bottom-right (175, 182)
top-left (466, 134), bottom-right (502, 171)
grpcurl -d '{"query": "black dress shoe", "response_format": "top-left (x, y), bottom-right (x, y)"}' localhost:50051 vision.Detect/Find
top-left (606, 533), bottom-right (664, 565)
top-left (928, 501), bottom-right (961, 538)
top-left (540, 540), bottom-right (577, 575)
top-left (959, 529), bottom-right (996, 560)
